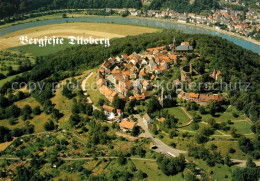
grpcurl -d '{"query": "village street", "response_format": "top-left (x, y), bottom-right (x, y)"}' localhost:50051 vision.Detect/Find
top-left (133, 114), bottom-right (187, 157)
top-left (133, 114), bottom-right (260, 167)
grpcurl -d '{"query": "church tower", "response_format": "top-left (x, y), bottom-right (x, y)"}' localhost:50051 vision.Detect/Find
top-left (159, 87), bottom-right (164, 108)
top-left (173, 36), bottom-right (176, 53)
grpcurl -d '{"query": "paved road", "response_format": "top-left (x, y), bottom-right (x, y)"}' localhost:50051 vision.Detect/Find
top-left (133, 114), bottom-right (260, 167)
top-left (134, 114), bottom-right (187, 157)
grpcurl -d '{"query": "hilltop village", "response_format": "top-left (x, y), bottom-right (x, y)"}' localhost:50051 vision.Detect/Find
top-left (95, 39), bottom-right (223, 131)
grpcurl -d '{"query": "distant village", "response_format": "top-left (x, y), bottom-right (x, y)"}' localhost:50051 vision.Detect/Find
top-left (96, 39), bottom-right (223, 132)
top-left (105, 6), bottom-right (260, 40)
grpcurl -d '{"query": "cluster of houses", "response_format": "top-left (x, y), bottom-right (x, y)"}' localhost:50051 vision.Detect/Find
top-left (106, 7), bottom-right (259, 39)
top-left (178, 91), bottom-right (223, 106)
top-left (96, 39), bottom-right (193, 104)
top-left (117, 113), bottom-right (154, 132)
top-left (95, 39), bottom-right (224, 131)
top-left (102, 103), bottom-right (154, 132)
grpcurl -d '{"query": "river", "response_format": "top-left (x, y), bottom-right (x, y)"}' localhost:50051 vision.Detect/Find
top-left (0, 16), bottom-right (259, 55)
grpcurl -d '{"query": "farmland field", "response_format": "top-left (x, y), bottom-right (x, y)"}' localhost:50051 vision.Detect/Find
top-left (1, 22), bottom-right (160, 53)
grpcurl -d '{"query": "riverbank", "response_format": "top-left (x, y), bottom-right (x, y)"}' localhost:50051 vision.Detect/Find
top-left (1, 13), bottom-right (259, 46)
top-left (129, 16), bottom-right (260, 46)
top-left (0, 13), bottom-right (91, 30)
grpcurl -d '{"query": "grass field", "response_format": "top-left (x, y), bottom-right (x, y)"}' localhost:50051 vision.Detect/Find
top-left (187, 157), bottom-right (234, 181)
top-left (132, 159), bottom-right (184, 181)
top-left (0, 139), bottom-right (15, 152)
top-left (233, 121), bottom-right (253, 135)
top-left (1, 22), bottom-right (160, 52)
top-left (9, 38), bottom-right (75, 57)
top-left (85, 71), bottom-right (106, 106)
top-left (14, 96), bottom-right (40, 108)
top-left (164, 107), bottom-right (190, 126)
top-left (0, 73), bottom-right (22, 87)
top-left (188, 106), bottom-right (246, 123)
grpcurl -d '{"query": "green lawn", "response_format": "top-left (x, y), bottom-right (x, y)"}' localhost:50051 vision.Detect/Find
top-left (187, 157), bottom-right (235, 181)
top-left (132, 159), bottom-right (185, 181)
top-left (205, 140), bottom-right (248, 160)
top-left (85, 71), bottom-right (106, 106)
top-left (9, 38), bottom-right (75, 57)
top-left (233, 121), bottom-right (253, 135)
top-left (178, 122), bottom-right (206, 132)
top-left (191, 106), bottom-right (246, 123)
top-left (165, 107), bottom-right (190, 126)
top-left (0, 73), bottom-right (23, 87)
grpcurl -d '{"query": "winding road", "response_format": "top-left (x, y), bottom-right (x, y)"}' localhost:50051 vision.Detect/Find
top-left (134, 114), bottom-right (187, 157)
top-left (81, 72), bottom-right (100, 111)
top-left (133, 114), bottom-right (260, 167)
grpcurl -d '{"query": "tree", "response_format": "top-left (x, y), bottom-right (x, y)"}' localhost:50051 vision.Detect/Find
top-left (191, 123), bottom-right (199, 130)
top-left (246, 158), bottom-right (256, 168)
top-left (151, 124), bottom-right (158, 135)
top-left (147, 96), bottom-right (161, 113)
top-left (207, 118), bottom-right (217, 129)
top-left (199, 106), bottom-right (206, 114)
top-left (69, 114), bottom-right (81, 126)
top-left (112, 97), bottom-right (125, 110)
top-left (156, 154), bottom-right (186, 176)
top-left (6, 105), bottom-right (20, 118)
top-left (124, 101), bottom-right (135, 115)
top-left (137, 170), bottom-right (147, 180)
top-left (224, 154), bottom-right (232, 167)
top-left (0, 126), bottom-right (11, 143)
top-left (93, 110), bottom-right (105, 120)
top-left (52, 108), bottom-right (63, 120)
top-left (16, 91), bottom-right (25, 100)
top-left (230, 126), bottom-right (238, 138)
top-left (184, 170), bottom-right (199, 181)
top-left (32, 106), bottom-right (41, 115)
top-left (8, 117), bottom-right (16, 125)
top-left (195, 133), bottom-right (209, 144)
top-left (62, 13), bottom-right (67, 18)
top-left (21, 105), bottom-right (32, 115)
top-left (62, 85), bottom-right (74, 99)
top-left (0, 94), bottom-right (8, 107)
top-left (117, 152), bottom-right (126, 165)
top-left (86, 104), bottom-right (93, 116)
top-left (169, 130), bottom-right (178, 138)
top-left (209, 102), bottom-right (216, 116)
top-left (0, 73), bottom-right (6, 80)
top-left (238, 137), bottom-right (254, 154)
top-left (97, 98), bottom-right (105, 106)
top-left (44, 120), bottom-right (56, 131)
top-left (131, 126), bottom-right (140, 137)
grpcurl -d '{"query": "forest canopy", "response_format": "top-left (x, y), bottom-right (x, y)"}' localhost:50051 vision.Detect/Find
top-left (0, 0), bottom-right (142, 19)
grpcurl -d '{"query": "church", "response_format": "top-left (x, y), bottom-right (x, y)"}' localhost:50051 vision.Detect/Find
top-left (169, 37), bottom-right (194, 54)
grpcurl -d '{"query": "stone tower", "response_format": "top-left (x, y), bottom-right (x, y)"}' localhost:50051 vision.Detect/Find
top-left (173, 36), bottom-right (176, 53)
top-left (159, 87), bottom-right (164, 108)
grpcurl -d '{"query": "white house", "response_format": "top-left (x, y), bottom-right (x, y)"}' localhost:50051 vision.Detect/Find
top-left (103, 105), bottom-right (116, 120)
top-left (143, 113), bottom-right (153, 126)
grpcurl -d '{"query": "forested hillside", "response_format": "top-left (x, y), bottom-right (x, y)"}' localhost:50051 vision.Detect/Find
top-left (149, 0), bottom-right (220, 13)
top-left (1, 30), bottom-right (259, 125)
top-left (0, 0), bottom-right (142, 19)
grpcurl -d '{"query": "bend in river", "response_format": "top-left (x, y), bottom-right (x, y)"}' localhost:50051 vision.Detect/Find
top-left (0, 16), bottom-right (259, 55)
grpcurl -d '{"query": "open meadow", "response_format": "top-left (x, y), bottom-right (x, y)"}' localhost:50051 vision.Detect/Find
top-left (1, 22), bottom-right (160, 52)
